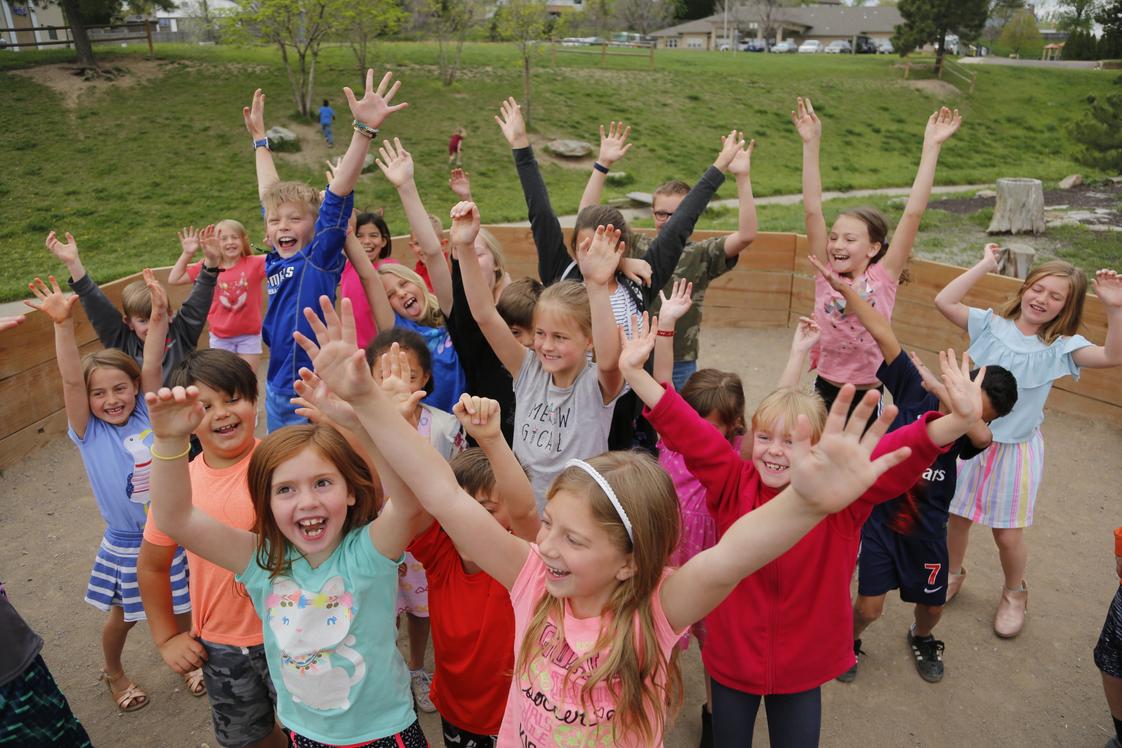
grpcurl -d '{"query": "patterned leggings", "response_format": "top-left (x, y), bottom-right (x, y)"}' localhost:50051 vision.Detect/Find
top-left (288, 719), bottom-right (428, 748)
top-left (0, 655), bottom-right (91, 747)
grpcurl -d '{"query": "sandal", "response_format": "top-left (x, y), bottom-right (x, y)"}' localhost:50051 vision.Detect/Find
top-left (101, 670), bottom-right (149, 713)
top-left (183, 667), bottom-right (207, 697)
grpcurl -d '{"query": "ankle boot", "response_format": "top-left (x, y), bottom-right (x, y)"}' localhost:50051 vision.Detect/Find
top-left (994, 581), bottom-right (1028, 638)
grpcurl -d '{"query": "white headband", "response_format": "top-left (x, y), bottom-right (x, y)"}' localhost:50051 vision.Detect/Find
top-left (564, 458), bottom-right (633, 544)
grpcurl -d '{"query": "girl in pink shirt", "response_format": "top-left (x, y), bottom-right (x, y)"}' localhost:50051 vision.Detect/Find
top-left (793, 97), bottom-right (961, 413)
top-left (340, 211), bottom-right (398, 349)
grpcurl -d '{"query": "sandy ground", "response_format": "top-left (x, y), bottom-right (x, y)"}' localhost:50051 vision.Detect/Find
top-left (4, 325), bottom-right (1122, 747)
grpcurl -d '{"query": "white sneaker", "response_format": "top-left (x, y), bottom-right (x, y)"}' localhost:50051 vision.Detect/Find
top-left (410, 669), bottom-right (435, 713)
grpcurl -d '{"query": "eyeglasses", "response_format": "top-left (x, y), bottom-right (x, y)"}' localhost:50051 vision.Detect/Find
top-left (653, 210), bottom-right (674, 221)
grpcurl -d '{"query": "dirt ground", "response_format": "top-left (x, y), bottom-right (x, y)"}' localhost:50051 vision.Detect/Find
top-left (929, 181), bottom-right (1122, 217)
top-left (4, 325), bottom-right (1122, 747)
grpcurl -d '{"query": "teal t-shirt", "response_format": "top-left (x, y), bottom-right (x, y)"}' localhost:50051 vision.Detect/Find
top-left (237, 528), bottom-right (414, 743)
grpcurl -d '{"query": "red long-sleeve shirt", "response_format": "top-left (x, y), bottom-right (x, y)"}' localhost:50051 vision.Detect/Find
top-left (645, 386), bottom-right (948, 695)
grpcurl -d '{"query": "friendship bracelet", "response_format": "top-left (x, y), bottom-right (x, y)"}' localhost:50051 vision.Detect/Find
top-left (593, 161), bottom-right (609, 174)
top-left (151, 443), bottom-right (191, 461)
top-left (352, 120), bottom-right (378, 139)
top-left (656, 329), bottom-right (675, 337)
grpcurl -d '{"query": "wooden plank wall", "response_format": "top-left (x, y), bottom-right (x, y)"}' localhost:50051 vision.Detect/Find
top-left (3, 229), bottom-right (1119, 468)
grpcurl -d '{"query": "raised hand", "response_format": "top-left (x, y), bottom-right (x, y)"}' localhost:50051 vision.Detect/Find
top-left (379, 342), bottom-right (426, 422)
top-left (292, 367), bottom-right (361, 432)
top-left (577, 223), bottom-right (624, 286)
top-left (924, 106), bottom-right (962, 148)
top-left (375, 137), bottom-right (414, 188)
top-left (495, 97), bottom-right (529, 149)
top-left (293, 296), bottom-right (376, 402)
top-left (619, 257), bottom-right (652, 287)
top-left (453, 394), bottom-right (502, 442)
top-left (344, 70), bottom-right (408, 130)
top-left (658, 278), bottom-right (694, 326)
top-left (787, 385), bottom-right (910, 515)
top-left (178, 226), bottom-right (201, 257)
top-left (618, 313), bottom-right (657, 372)
top-left (449, 201), bottom-right (481, 247)
top-left (934, 349), bottom-right (983, 424)
top-left (0, 315), bottom-right (25, 332)
top-left (1094, 269), bottom-right (1122, 308)
top-left (242, 88), bottom-right (266, 139)
top-left (714, 129), bottom-right (746, 173)
top-left (791, 315), bottom-right (821, 354)
top-left (45, 230), bottom-right (80, 266)
top-left (791, 96), bottom-right (821, 144)
top-left (198, 224), bottom-right (220, 267)
top-left (449, 168), bottom-right (472, 200)
top-left (981, 242), bottom-right (1003, 273)
top-left (146, 386), bottom-right (206, 440)
top-left (727, 137), bottom-right (756, 178)
top-left (324, 157), bottom-right (342, 188)
top-left (25, 276), bottom-right (79, 324)
top-left (807, 253), bottom-right (847, 293)
top-left (143, 268), bottom-right (169, 326)
top-left (597, 121), bottom-right (632, 166)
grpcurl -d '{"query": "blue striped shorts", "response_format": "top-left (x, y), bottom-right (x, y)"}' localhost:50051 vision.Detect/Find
top-left (84, 528), bottom-right (191, 622)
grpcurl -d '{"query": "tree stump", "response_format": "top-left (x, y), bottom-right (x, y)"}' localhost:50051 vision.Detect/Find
top-left (996, 243), bottom-right (1036, 279)
top-left (987, 178), bottom-right (1045, 235)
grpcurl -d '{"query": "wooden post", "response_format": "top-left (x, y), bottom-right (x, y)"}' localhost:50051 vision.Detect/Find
top-left (600, 43), bottom-right (607, 64)
top-left (904, 61), bottom-right (910, 80)
top-left (969, 71), bottom-right (976, 94)
top-left (145, 19), bottom-right (153, 56)
top-left (987, 178), bottom-right (1045, 236)
top-left (649, 42), bottom-right (654, 67)
top-left (551, 42), bottom-right (556, 66)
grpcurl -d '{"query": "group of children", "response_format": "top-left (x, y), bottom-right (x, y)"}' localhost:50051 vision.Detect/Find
top-left (4, 68), bottom-right (1122, 748)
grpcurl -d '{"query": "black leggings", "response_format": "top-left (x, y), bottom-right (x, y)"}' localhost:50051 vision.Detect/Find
top-left (813, 377), bottom-right (883, 433)
top-left (711, 679), bottom-right (821, 748)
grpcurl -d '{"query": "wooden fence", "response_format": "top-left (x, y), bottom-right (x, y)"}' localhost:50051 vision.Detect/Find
top-left (2, 228), bottom-right (1119, 469)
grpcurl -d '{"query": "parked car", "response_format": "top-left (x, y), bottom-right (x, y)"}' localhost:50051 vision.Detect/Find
top-left (824, 40), bottom-right (852, 54)
top-left (798, 40), bottom-right (822, 54)
top-left (742, 38), bottom-right (769, 52)
top-left (876, 39), bottom-right (894, 54)
top-left (771, 40), bottom-right (798, 53)
top-left (855, 35), bottom-right (877, 54)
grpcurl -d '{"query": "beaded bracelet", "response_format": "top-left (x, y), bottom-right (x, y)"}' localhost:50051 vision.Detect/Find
top-left (151, 443), bottom-right (191, 461)
top-left (352, 120), bottom-right (378, 139)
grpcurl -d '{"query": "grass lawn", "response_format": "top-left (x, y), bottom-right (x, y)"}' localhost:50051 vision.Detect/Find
top-left (1, 41), bottom-right (1119, 300)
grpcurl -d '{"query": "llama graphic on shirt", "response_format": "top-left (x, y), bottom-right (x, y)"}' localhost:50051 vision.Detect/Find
top-left (265, 576), bottom-right (365, 711)
top-left (122, 428), bottom-right (153, 506)
top-left (218, 272), bottom-right (249, 312)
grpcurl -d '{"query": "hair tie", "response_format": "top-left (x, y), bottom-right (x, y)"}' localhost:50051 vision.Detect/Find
top-left (564, 458), bottom-right (633, 544)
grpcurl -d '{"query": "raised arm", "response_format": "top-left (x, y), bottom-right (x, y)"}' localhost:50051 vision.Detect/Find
top-left (655, 281), bottom-right (693, 385)
top-left (934, 244), bottom-right (1000, 330)
top-left (660, 386), bottom-right (911, 631)
top-left (169, 227), bottom-right (220, 348)
top-left (914, 349), bottom-right (984, 448)
top-left (48, 231), bottom-right (128, 349)
top-left (1072, 269), bottom-right (1122, 369)
top-left (449, 201), bottom-right (527, 374)
top-left (792, 97), bottom-right (828, 265)
top-left (25, 276), bottom-right (88, 437)
top-left (777, 316), bottom-right (821, 389)
top-left (295, 297), bottom-right (530, 588)
top-left (448, 168), bottom-right (473, 202)
top-left (167, 227), bottom-right (202, 286)
top-left (455, 395), bottom-right (540, 541)
top-left (343, 232), bottom-right (396, 331)
top-left (809, 254), bottom-right (899, 363)
top-left (881, 108), bottom-right (961, 280)
top-left (577, 225), bottom-right (626, 401)
top-left (147, 387), bottom-right (256, 574)
top-left (376, 138), bottom-right (452, 315)
top-left (722, 137), bottom-right (758, 257)
top-left (331, 70), bottom-right (408, 199)
top-left (44, 229), bottom-right (88, 282)
top-left (243, 89), bottom-right (280, 203)
top-left (579, 121), bottom-right (632, 212)
top-left (141, 269), bottom-right (169, 393)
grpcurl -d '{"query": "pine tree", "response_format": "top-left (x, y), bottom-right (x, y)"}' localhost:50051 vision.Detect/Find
top-left (893, 0), bottom-right (988, 75)
top-left (1070, 76), bottom-right (1122, 172)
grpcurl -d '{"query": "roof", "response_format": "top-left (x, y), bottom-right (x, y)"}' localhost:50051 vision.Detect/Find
top-left (651, 17), bottom-right (722, 37)
top-left (652, 2), bottom-right (903, 38)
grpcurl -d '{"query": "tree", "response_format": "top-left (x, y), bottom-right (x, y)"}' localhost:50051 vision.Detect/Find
top-left (1099, 0), bottom-right (1122, 59)
top-left (997, 7), bottom-right (1040, 56)
top-left (33, 0), bottom-right (173, 73)
top-left (417, 0), bottom-right (482, 86)
top-left (232, 0), bottom-right (343, 117)
top-left (1062, 27), bottom-right (1097, 59)
top-left (982, 0), bottom-right (1023, 43)
top-left (493, 0), bottom-right (550, 126)
top-left (893, 0), bottom-right (988, 75)
top-left (1070, 78), bottom-right (1122, 172)
top-left (616, 0), bottom-right (676, 34)
top-left (336, 0), bottom-right (408, 77)
top-left (1055, 0), bottom-right (1099, 32)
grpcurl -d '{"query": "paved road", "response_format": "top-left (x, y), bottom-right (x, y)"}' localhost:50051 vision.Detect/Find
top-left (959, 55), bottom-right (1101, 69)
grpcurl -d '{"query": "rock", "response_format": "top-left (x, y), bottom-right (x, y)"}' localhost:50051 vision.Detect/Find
top-left (605, 171), bottom-right (632, 185)
top-left (1109, 176), bottom-right (1122, 184)
top-left (1058, 174), bottom-right (1083, 189)
top-left (1093, 208), bottom-right (1115, 214)
top-left (1065, 210), bottom-right (1101, 222)
top-left (627, 191), bottom-right (654, 205)
top-left (544, 139), bottom-right (594, 158)
top-left (362, 153), bottom-right (376, 173)
top-left (1045, 204), bottom-right (1069, 211)
top-left (1087, 224), bottom-right (1122, 232)
top-left (1046, 218), bottom-right (1081, 228)
top-left (975, 189), bottom-right (997, 199)
top-left (266, 126), bottom-right (298, 145)
top-left (887, 196), bottom-right (908, 206)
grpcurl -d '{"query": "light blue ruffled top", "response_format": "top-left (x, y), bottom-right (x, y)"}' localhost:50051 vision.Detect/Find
top-left (967, 307), bottom-right (1092, 443)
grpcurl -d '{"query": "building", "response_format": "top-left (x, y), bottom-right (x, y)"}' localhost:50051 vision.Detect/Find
top-left (1, 0), bottom-right (68, 51)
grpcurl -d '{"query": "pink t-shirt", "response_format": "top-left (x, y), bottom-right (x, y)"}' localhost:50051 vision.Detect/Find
top-left (187, 255), bottom-right (266, 339)
top-left (812, 261), bottom-right (898, 386)
top-left (339, 258), bottom-right (398, 350)
top-left (498, 548), bottom-right (681, 746)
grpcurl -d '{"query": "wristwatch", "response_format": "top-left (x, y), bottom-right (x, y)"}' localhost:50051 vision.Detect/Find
top-left (253, 137), bottom-right (270, 151)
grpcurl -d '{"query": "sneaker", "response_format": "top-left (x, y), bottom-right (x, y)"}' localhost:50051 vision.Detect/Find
top-left (1106, 738), bottom-right (1122, 748)
top-left (409, 669), bottom-right (435, 713)
top-left (907, 627), bottom-right (945, 683)
top-left (836, 639), bottom-right (863, 683)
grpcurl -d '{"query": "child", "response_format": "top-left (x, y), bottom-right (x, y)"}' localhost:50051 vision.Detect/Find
top-left (137, 349), bottom-right (287, 748)
top-left (452, 201), bottom-right (626, 507)
top-left (372, 138), bottom-right (467, 414)
top-left (319, 98), bottom-right (336, 147)
top-left (934, 246), bottom-right (1122, 637)
top-left (448, 127), bottom-right (465, 165)
top-left (627, 312), bottom-right (986, 746)
top-left (242, 70), bottom-right (406, 431)
top-left (340, 211), bottom-right (396, 349)
top-left (793, 97), bottom-right (962, 413)
top-left (47, 230), bottom-right (220, 383)
top-left (1095, 526), bottom-right (1122, 748)
top-left (26, 272), bottom-right (185, 714)
top-left (578, 122), bottom-right (759, 390)
top-left (145, 353), bottom-right (431, 746)
top-left (810, 256), bottom-right (1019, 684)
top-left (301, 289), bottom-right (919, 746)
top-left (168, 222), bottom-right (268, 370)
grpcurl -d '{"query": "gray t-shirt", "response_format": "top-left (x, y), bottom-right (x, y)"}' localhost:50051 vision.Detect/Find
top-left (512, 349), bottom-right (624, 511)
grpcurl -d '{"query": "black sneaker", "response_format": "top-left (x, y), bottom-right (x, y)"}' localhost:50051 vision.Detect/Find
top-left (907, 629), bottom-right (945, 683)
top-left (836, 639), bottom-right (863, 683)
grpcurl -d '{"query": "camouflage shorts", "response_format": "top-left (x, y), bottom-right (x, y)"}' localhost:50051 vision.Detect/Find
top-left (200, 640), bottom-right (277, 748)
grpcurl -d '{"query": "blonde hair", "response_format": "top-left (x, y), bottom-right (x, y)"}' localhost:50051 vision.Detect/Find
top-left (533, 280), bottom-right (592, 339)
top-left (262, 181), bottom-right (320, 219)
top-left (82, 348), bottom-right (141, 392)
top-left (518, 452), bottom-right (683, 744)
top-left (120, 279), bottom-right (153, 319)
top-left (477, 228), bottom-right (507, 284)
top-left (997, 260), bottom-right (1087, 344)
top-left (216, 219), bottom-right (253, 258)
top-left (751, 387), bottom-right (826, 443)
top-left (378, 263), bottom-right (444, 328)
